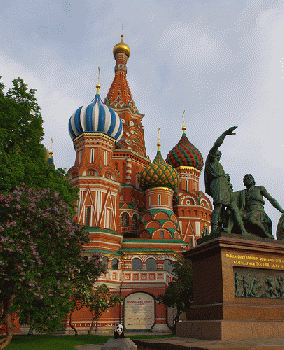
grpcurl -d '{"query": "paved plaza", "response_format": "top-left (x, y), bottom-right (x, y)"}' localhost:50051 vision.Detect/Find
top-left (75, 336), bottom-right (284, 350)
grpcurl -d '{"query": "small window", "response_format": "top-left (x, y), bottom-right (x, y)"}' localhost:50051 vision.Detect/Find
top-left (111, 258), bottom-right (118, 270)
top-left (85, 206), bottom-right (91, 226)
top-left (87, 169), bottom-right (98, 176)
top-left (102, 256), bottom-right (108, 268)
top-left (132, 214), bottom-right (138, 235)
top-left (160, 231), bottom-right (164, 239)
top-left (105, 171), bottom-right (114, 180)
top-left (146, 258), bottom-right (156, 271)
top-left (90, 148), bottom-right (95, 163)
top-left (121, 212), bottom-right (129, 227)
top-left (158, 194), bottom-right (161, 205)
top-left (132, 258), bottom-right (142, 271)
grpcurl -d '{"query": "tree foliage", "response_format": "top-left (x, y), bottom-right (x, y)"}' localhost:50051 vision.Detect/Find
top-left (0, 77), bottom-right (77, 207)
top-left (68, 282), bottom-right (121, 335)
top-left (86, 284), bottom-right (122, 334)
top-left (158, 258), bottom-right (193, 332)
top-left (0, 185), bottom-right (105, 349)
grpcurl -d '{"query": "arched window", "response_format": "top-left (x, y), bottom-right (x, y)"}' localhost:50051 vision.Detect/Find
top-left (146, 258), bottom-right (156, 271)
top-left (160, 230), bottom-right (164, 239)
top-left (121, 212), bottom-right (129, 227)
top-left (132, 258), bottom-right (142, 271)
top-left (158, 194), bottom-right (161, 205)
top-left (105, 171), bottom-right (115, 180)
top-left (132, 214), bottom-right (138, 235)
top-left (87, 169), bottom-right (98, 176)
top-left (164, 259), bottom-right (174, 274)
top-left (102, 256), bottom-right (108, 269)
top-left (111, 258), bottom-right (118, 270)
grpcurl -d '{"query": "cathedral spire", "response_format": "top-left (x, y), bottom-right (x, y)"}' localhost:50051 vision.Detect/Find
top-left (105, 34), bottom-right (138, 114)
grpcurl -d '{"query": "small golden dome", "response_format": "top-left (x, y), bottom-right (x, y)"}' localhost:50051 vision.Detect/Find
top-left (113, 34), bottom-right (130, 58)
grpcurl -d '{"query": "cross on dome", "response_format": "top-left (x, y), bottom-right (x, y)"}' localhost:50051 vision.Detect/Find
top-left (96, 67), bottom-right (101, 95)
top-left (182, 109), bottom-right (186, 134)
top-left (157, 127), bottom-right (161, 151)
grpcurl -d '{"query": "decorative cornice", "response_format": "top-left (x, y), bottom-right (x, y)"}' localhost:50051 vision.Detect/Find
top-left (176, 166), bottom-right (201, 173)
top-left (146, 187), bottom-right (174, 193)
top-left (73, 132), bottom-right (116, 143)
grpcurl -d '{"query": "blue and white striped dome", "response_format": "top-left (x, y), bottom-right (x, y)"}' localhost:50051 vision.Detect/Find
top-left (68, 93), bottom-right (123, 143)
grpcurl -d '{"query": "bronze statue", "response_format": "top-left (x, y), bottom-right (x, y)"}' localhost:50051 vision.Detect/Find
top-left (204, 126), bottom-right (247, 234)
top-left (238, 174), bottom-right (284, 239)
top-left (277, 214), bottom-right (284, 240)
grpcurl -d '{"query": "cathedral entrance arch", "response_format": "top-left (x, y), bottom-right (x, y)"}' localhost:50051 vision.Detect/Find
top-left (124, 292), bottom-right (155, 331)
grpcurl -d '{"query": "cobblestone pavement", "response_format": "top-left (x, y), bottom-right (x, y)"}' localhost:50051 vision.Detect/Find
top-left (75, 337), bottom-right (284, 350)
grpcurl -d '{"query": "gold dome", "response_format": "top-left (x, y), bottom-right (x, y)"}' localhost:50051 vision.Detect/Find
top-left (113, 34), bottom-right (130, 58)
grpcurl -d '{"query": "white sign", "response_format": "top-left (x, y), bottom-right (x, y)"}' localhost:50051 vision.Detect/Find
top-left (124, 293), bottom-right (155, 330)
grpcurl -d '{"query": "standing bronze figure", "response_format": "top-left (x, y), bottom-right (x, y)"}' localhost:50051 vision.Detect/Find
top-left (204, 126), bottom-right (247, 234)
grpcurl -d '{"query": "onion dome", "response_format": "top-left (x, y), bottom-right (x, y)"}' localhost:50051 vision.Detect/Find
top-left (139, 150), bottom-right (179, 191)
top-left (113, 34), bottom-right (130, 58)
top-left (68, 83), bottom-right (123, 143)
top-left (166, 132), bottom-right (204, 171)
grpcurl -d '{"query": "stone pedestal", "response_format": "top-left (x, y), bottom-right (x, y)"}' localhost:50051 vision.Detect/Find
top-left (101, 338), bottom-right (137, 350)
top-left (176, 234), bottom-right (284, 341)
top-left (152, 323), bottom-right (171, 332)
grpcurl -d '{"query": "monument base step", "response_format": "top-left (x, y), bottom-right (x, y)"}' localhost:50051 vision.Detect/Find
top-left (176, 320), bottom-right (284, 341)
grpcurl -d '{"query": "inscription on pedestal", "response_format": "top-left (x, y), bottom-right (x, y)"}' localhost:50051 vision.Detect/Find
top-left (234, 267), bottom-right (284, 299)
top-left (225, 253), bottom-right (284, 270)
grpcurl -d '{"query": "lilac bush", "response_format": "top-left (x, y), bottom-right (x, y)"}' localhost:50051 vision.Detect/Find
top-left (0, 184), bottom-right (105, 349)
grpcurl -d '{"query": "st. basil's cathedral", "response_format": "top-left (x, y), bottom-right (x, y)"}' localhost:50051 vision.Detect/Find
top-left (67, 35), bottom-right (212, 333)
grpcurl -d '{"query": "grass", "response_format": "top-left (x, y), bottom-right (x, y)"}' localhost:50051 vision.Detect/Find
top-left (1, 334), bottom-right (173, 350)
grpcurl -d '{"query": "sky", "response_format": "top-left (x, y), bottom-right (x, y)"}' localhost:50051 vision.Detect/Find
top-left (0, 0), bottom-right (284, 236)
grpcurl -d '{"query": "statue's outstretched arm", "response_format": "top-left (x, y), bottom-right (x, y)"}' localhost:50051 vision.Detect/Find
top-left (261, 187), bottom-right (284, 213)
top-left (210, 126), bottom-right (238, 155)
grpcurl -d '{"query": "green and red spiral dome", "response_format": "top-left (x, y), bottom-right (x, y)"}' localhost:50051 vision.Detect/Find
top-left (139, 151), bottom-right (179, 192)
top-left (166, 132), bottom-right (203, 171)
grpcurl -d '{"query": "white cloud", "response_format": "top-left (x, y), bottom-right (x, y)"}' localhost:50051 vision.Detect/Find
top-left (159, 21), bottom-right (234, 74)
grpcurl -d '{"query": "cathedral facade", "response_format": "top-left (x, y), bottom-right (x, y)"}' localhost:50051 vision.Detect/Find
top-left (67, 35), bottom-right (212, 333)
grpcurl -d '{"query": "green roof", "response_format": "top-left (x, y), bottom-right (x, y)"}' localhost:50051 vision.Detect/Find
top-left (144, 228), bottom-right (156, 235)
top-left (84, 249), bottom-right (120, 256)
top-left (119, 203), bottom-right (136, 209)
top-left (149, 208), bottom-right (174, 217)
top-left (123, 238), bottom-right (185, 244)
top-left (167, 228), bottom-right (177, 238)
top-left (156, 219), bottom-right (167, 225)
